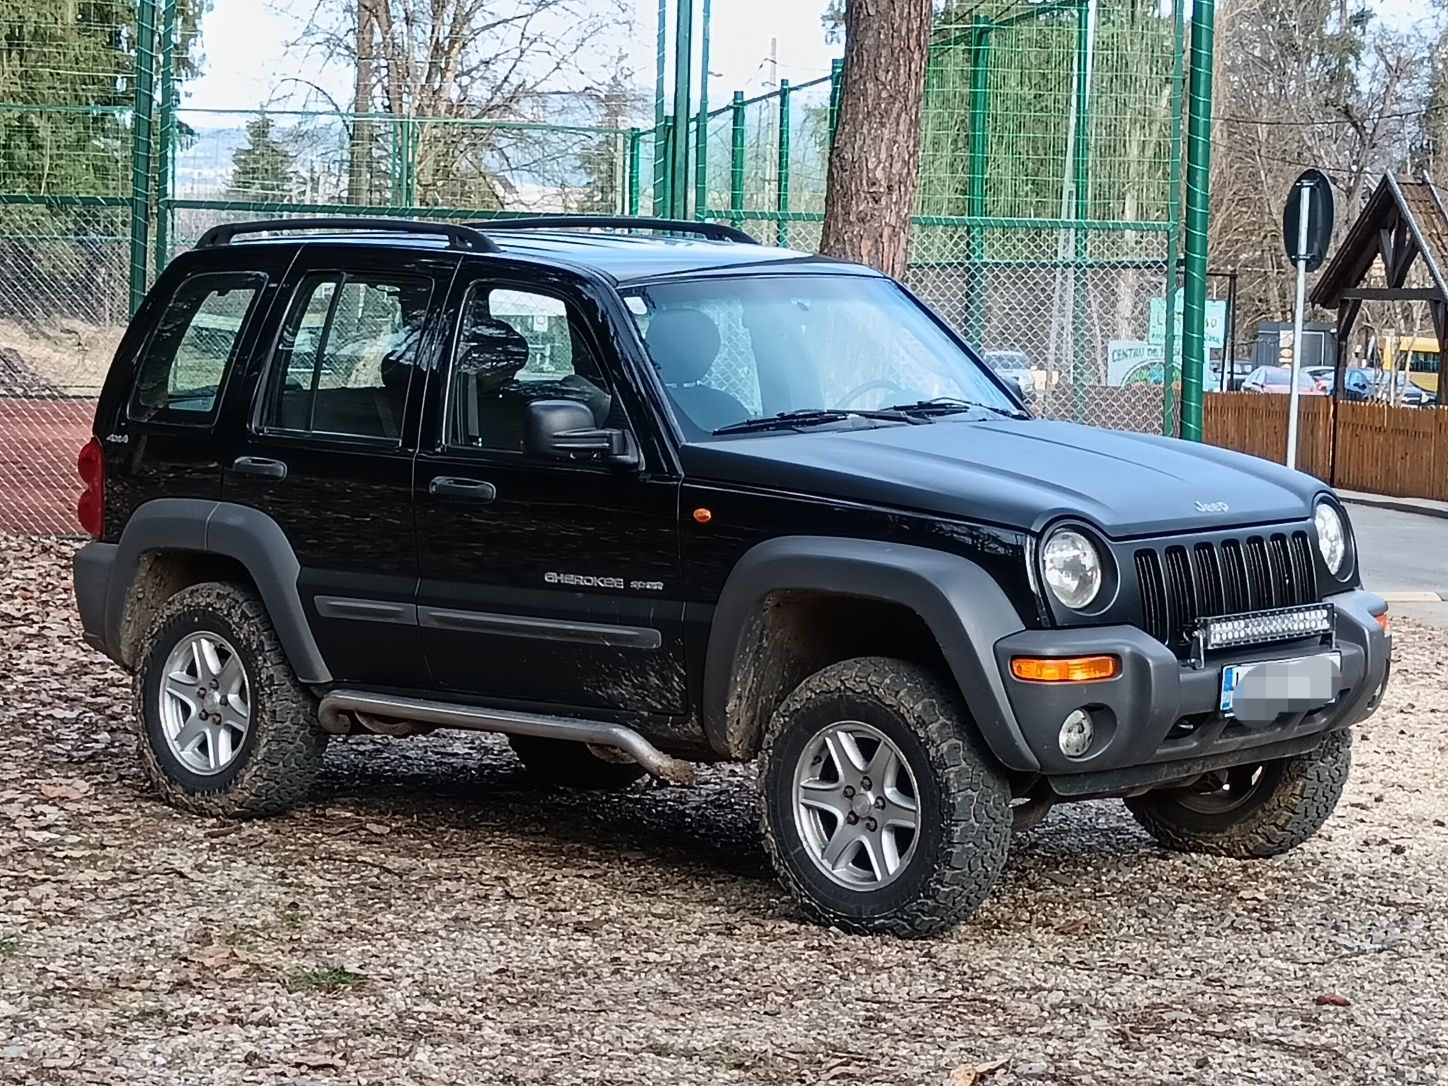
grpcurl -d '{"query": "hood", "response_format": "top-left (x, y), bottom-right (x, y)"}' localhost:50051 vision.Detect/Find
top-left (678, 417), bottom-right (1324, 538)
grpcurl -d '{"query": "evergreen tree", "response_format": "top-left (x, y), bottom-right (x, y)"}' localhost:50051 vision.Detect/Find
top-left (228, 116), bottom-right (298, 202)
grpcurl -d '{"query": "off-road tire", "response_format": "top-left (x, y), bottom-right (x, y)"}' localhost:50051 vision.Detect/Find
top-left (508, 735), bottom-right (648, 790)
top-left (758, 657), bottom-right (1012, 937)
top-left (134, 581), bottom-right (327, 817)
top-left (1125, 728), bottom-right (1352, 857)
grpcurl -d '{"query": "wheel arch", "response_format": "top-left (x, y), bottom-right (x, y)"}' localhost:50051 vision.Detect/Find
top-left (106, 498), bottom-right (331, 683)
top-left (701, 536), bottom-right (1038, 769)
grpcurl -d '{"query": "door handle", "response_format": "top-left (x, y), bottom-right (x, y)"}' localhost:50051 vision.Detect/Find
top-left (231, 456), bottom-right (288, 481)
top-left (429, 476), bottom-right (497, 502)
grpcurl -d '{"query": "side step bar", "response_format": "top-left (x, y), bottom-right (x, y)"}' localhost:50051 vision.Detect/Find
top-left (317, 689), bottom-right (696, 785)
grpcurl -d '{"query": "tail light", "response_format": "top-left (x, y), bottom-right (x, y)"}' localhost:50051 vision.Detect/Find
top-left (77, 437), bottom-right (105, 538)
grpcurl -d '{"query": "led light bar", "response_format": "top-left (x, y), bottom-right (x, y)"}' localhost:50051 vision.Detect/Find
top-left (1200, 603), bottom-right (1333, 651)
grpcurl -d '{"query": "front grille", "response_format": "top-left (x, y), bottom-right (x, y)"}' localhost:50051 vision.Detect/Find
top-left (1135, 531), bottom-right (1318, 649)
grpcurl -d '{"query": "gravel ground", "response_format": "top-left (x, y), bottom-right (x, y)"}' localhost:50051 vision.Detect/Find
top-left (2, 534), bottom-right (1446, 1086)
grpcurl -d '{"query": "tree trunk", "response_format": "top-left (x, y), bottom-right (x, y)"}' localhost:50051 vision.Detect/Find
top-left (819, 0), bottom-right (933, 279)
top-left (348, 0), bottom-right (376, 204)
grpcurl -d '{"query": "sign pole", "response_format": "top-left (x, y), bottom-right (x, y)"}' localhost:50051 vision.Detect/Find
top-left (1285, 181), bottom-right (1312, 470)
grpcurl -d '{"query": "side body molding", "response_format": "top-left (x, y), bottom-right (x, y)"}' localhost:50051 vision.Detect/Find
top-left (107, 498), bottom-right (331, 683)
top-left (701, 536), bottom-right (1039, 770)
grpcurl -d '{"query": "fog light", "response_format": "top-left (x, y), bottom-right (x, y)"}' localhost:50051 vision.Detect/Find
top-left (1058, 710), bottom-right (1095, 758)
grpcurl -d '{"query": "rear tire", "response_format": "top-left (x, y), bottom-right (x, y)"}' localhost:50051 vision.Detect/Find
top-left (1125, 728), bottom-right (1351, 857)
top-left (507, 735), bottom-right (647, 790)
top-left (758, 657), bottom-right (1012, 937)
top-left (134, 581), bottom-right (326, 818)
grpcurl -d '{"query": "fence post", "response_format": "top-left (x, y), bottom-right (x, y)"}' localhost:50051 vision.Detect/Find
top-left (652, 0), bottom-right (668, 215)
top-left (670, 0), bottom-right (695, 217)
top-left (730, 91), bottom-right (746, 227)
top-left (129, 0), bottom-right (158, 313)
top-left (965, 22), bottom-right (991, 347)
top-left (153, 0), bottom-right (177, 277)
top-left (1179, 0), bottom-right (1217, 441)
top-left (627, 128), bottom-right (642, 216)
top-left (694, 0), bottom-right (711, 218)
top-left (776, 80), bottom-right (791, 247)
top-left (1160, 0), bottom-right (1186, 437)
top-left (828, 58), bottom-right (845, 151)
top-left (1070, 0), bottom-right (1096, 425)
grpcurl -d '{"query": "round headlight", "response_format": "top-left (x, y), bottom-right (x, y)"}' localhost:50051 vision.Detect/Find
top-left (1314, 500), bottom-right (1349, 577)
top-left (1041, 528), bottom-right (1103, 610)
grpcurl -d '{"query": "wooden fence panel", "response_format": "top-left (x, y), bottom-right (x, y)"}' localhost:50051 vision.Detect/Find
top-left (1203, 392), bottom-right (1448, 500)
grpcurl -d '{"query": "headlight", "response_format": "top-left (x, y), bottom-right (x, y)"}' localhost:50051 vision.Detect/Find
top-left (1314, 500), bottom-right (1349, 577)
top-left (1041, 528), bottom-right (1103, 610)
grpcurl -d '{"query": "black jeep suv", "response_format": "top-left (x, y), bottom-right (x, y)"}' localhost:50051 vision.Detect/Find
top-left (73, 216), bottom-right (1391, 936)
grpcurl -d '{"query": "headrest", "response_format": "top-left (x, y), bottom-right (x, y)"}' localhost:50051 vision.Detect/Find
top-left (646, 308), bottom-right (721, 386)
top-left (459, 320), bottom-right (530, 387)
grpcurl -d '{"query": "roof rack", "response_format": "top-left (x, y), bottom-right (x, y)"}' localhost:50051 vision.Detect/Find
top-left (194, 217), bottom-right (501, 253)
top-left (481, 215), bottom-right (755, 244)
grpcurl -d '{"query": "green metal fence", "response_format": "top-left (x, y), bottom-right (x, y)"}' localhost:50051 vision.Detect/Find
top-left (0, 0), bottom-right (1199, 534)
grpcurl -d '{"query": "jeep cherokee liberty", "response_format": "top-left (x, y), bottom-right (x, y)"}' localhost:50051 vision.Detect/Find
top-left (72, 216), bottom-right (1392, 936)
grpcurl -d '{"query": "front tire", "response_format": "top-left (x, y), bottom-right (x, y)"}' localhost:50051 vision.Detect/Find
top-left (134, 581), bottom-right (327, 818)
top-left (1125, 728), bottom-right (1352, 857)
top-left (759, 657), bottom-right (1012, 937)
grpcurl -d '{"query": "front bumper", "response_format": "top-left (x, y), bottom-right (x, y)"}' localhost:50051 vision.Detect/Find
top-left (992, 588), bottom-right (1390, 790)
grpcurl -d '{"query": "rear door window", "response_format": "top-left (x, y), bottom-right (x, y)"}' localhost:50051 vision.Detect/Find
top-left (129, 273), bottom-right (265, 422)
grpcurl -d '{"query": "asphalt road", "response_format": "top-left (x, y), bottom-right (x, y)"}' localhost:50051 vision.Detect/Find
top-left (1349, 502), bottom-right (1448, 628)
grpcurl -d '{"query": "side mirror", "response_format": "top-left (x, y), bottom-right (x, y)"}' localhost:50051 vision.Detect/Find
top-left (525, 400), bottom-right (638, 468)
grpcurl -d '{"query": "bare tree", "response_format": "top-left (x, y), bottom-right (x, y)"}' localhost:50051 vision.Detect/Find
top-left (296, 0), bottom-right (631, 209)
top-left (1210, 0), bottom-right (1433, 339)
top-left (819, 0), bottom-right (933, 278)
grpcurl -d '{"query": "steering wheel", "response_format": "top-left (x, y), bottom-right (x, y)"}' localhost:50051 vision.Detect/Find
top-left (833, 379), bottom-right (906, 409)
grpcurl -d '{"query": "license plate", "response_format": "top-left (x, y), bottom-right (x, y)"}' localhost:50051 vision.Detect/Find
top-left (1220, 652), bottom-right (1341, 719)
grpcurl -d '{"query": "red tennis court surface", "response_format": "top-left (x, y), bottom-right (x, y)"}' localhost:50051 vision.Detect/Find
top-left (0, 399), bottom-right (93, 536)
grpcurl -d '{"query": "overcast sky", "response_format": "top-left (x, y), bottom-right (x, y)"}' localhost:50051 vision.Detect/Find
top-left (185, 0), bottom-right (839, 124)
top-left (185, 0), bottom-right (1431, 127)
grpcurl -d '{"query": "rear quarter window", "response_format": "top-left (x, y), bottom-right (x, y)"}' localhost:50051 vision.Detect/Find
top-left (128, 272), bottom-right (266, 423)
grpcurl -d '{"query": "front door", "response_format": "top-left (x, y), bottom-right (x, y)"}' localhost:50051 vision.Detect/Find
top-left (222, 245), bottom-right (458, 687)
top-left (414, 271), bottom-right (686, 715)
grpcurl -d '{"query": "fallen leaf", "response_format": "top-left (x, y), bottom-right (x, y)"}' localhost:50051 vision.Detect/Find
top-left (38, 781), bottom-right (90, 801)
top-left (363, 822), bottom-right (391, 836)
top-left (1315, 993), bottom-right (1352, 1007)
top-left (295, 1050), bottom-right (343, 1070)
top-left (950, 1059), bottom-right (1008, 1085)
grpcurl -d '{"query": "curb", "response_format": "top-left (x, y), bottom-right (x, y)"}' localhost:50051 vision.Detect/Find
top-left (1340, 493), bottom-right (1448, 521)
top-left (1380, 591), bottom-right (1445, 603)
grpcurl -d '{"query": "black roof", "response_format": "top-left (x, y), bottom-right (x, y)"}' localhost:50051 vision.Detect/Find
top-left (192, 216), bottom-right (860, 285)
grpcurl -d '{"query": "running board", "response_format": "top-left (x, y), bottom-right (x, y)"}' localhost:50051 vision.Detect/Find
top-left (317, 689), bottom-right (696, 785)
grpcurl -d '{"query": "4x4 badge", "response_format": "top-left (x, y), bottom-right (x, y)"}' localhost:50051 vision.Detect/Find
top-left (1195, 500), bottom-right (1230, 513)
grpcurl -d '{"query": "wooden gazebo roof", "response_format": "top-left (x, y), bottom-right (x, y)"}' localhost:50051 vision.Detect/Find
top-left (1310, 174), bottom-right (1448, 345)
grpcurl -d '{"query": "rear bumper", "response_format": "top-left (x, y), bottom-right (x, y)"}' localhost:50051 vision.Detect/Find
top-left (73, 541), bottom-right (123, 665)
top-left (992, 588), bottom-right (1390, 789)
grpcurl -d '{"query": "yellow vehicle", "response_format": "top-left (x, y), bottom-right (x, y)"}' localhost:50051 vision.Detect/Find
top-left (1379, 334), bottom-right (1440, 395)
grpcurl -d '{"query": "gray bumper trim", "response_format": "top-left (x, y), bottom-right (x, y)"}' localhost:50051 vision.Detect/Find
top-left (992, 588), bottom-right (1390, 778)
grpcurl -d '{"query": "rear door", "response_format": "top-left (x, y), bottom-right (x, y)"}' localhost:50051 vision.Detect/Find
top-left (221, 244), bottom-right (459, 688)
top-left (413, 266), bottom-right (687, 715)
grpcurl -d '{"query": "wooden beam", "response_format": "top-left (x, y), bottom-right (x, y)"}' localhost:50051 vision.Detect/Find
top-left (1340, 287), bottom-right (1441, 302)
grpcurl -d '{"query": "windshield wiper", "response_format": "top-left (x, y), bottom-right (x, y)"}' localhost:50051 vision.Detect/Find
top-left (884, 396), bottom-right (1030, 420)
top-left (712, 407), bottom-right (925, 436)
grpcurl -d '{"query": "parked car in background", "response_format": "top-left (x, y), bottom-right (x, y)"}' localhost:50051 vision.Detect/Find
top-left (1306, 366), bottom-right (1435, 407)
top-left (981, 349), bottom-right (1035, 399)
top-left (1241, 365), bottom-right (1327, 395)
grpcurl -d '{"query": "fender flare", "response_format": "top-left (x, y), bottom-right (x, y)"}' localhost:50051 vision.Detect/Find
top-left (106, 498), bottom-right (331, 683)
top-left (701, 535), bottom-right (1039, 771)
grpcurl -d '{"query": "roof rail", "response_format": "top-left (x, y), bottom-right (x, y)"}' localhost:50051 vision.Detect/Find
top-left (481, 215), bottom-right (755, 244)
top-left (194, 217), bottom-right (501, 253)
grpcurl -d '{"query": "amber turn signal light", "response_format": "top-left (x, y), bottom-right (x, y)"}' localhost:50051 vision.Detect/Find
top-left (1010, 655), bottom-right (1121, 683)
top-left (1375, 612), bottom-right (1391, 635)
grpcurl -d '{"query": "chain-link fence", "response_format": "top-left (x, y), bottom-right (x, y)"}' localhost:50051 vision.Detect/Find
top-left (2, 0), bottom-right (1187, 535)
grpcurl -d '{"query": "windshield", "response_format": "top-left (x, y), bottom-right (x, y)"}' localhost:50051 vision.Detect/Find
top-left (622, 274), bottom-right (1017, 437)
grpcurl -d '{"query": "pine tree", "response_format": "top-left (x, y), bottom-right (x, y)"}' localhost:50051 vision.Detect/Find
top-left (229, 116), bottom-right (299, 202)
